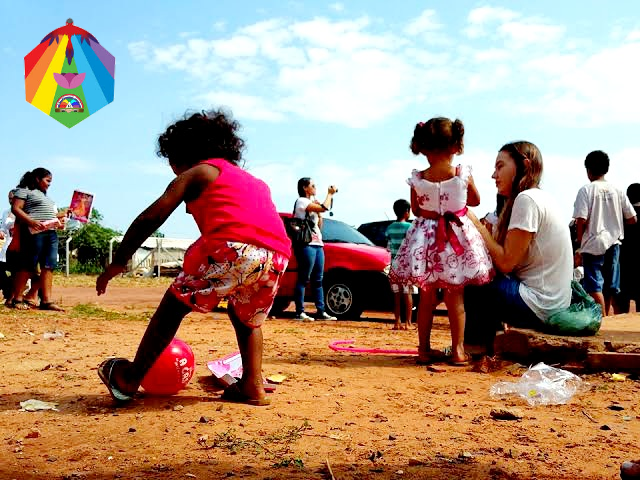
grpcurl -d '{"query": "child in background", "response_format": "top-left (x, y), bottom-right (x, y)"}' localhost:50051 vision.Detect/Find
top-left (389, 117), bottom-right (493, 365)
top-left (96, 108), bottom-right (291, 406)
top-left (616, 183), bottom-right (640, 313)
top-left (0, 190), bottom-right (16, 301)
top-left (573, 151), bottom-right (637, 316)
top-left (386, 199), bottom-right (413, 330)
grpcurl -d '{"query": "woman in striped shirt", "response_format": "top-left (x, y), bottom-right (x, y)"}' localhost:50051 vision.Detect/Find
top-left (11, 168), bottom-right (65, 311)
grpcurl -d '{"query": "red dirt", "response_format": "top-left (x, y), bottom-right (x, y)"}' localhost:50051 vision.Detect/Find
top-left (0, 282), bottom-right (639, 479)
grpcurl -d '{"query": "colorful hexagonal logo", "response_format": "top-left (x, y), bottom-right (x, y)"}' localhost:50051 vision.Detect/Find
top-left (24, 19), bottom-right (115, 128)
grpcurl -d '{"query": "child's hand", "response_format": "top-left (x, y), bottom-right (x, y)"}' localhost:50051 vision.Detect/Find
top-left (96, 264), bottom-right (126, 296)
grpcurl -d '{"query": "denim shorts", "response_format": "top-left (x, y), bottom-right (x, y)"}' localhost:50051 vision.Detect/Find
top-left (30, 230), bottom-right (59, 270)
top-left (582, 244), bottom-right (620, 295)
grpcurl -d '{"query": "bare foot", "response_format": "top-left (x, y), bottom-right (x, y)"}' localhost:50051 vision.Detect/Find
top-left (392, 323), bottom-right (402, 330)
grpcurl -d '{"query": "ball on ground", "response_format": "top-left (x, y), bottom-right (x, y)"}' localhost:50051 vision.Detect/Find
top-left (141, 338), bottom-right (195, 395)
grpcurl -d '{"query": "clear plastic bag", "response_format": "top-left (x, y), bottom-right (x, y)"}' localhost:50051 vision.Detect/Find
top-left (490, 362), bottom-right (586, 406)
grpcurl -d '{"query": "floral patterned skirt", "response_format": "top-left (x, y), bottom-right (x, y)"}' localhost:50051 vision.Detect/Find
top-left (389, 216), bottom-right (493, 290)
top-left (170, 239), bottom-right (289, 328)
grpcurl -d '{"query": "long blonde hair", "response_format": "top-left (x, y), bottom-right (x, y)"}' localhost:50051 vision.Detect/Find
top-left (494, 141), bottom-right (543, 245)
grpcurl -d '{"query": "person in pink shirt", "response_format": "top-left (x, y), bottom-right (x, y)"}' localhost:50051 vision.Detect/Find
top-left (96, 108), bottom-right (291, 406)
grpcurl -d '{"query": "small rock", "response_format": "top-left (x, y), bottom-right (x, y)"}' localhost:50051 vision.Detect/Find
top-left (199, 416), bottom-right (209, 424)
top-left (173, 405), bottom-right (184, 412)
top-left (408, 458), bottom-right (425, 466)
top-left (185, 474), bottom-right (196, 478)
top-left (395, 470), bottom-right (404, 475)
top-left (600, 425), bottom-right (611, 431)
top-left (623, 416), bottom-right (633, 421)
top-left (25, 429), bottom-right (40, 439)
top-left (427, 365), bottom-right (447, 373)
top-left (459, 451), bottom-right (474, 459)
top-left (389, 434), bottom-right (397, 440)
top-left (607, 405), bottom-right (624, 411)
top-left (128, 427), bottom-right (136, 433)
top-left (47, 456), bottom-right (58, 462)
top-left (490, 408), bottom-right (523, 420)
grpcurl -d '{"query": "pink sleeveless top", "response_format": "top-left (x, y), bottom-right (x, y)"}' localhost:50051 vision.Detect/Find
top-left (186, 159), bottom-right (291, 258)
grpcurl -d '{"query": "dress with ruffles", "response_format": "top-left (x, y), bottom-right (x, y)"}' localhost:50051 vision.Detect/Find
top-left (389, 165), bottom-right (494, 290)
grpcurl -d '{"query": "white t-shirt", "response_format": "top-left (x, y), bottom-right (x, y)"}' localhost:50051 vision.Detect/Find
top-left (0, 209), bottom-right (15, 263)
top-left (508, 189), bottom-right (573, 321)
top-left (572, 180), bottom-right (637, 256)
top-left (294, 197), bottom-right (323, 246)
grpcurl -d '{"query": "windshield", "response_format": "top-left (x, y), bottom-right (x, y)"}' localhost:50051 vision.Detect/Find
top-left (321, 218), bottom-right (374, 245)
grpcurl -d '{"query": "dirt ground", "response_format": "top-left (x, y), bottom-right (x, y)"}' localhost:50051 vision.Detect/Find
top-left (1, 275), bottom-right (639, 480)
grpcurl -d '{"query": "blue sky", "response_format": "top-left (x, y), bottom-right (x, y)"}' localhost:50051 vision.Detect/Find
top-left (1, 1), bottom-right (639, 239)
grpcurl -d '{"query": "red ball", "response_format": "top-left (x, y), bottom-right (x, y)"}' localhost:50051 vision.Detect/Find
top-left (140, 338), bottom-right (195, 395)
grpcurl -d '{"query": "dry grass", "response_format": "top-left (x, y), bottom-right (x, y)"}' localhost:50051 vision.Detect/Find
top-left (54, 272), bottom-right (174, 288)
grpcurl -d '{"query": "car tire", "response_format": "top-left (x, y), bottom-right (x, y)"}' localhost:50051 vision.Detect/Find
top-left (269, 298), bottom-right (291, 316)
top-left (324, 275), bottom-right (364, 320)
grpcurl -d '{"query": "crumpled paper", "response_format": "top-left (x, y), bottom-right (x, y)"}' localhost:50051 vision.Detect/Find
top-left (19, 399), bottom-right (59, 411)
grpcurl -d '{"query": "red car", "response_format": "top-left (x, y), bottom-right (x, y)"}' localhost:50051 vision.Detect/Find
top-left (272, 215), bottom-right (392, 319)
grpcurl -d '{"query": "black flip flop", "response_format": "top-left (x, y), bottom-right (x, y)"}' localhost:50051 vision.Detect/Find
top-left (97, 358), bottom-right (135, 403)
top-left (220, 382), bottom-right (271, 406)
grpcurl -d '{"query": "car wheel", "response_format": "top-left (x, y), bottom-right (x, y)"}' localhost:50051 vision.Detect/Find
top-left (324, 276), bottom-right (364, 320)
top-left (269, 298), bottom-right (291, 316)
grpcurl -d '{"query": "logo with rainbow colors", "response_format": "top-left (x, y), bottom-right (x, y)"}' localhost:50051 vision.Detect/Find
top-left (24, 19), bottom-right (115, 128)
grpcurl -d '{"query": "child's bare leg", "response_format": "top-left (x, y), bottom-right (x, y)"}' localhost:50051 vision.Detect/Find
top-left (403, 291), bottom-right (414, 329)
top-left (443, 289), bottom-right (467, 363)
top-left (109, 291), bottom-right (191, 394)
top-left (417, 288), bottom-right (436, 361)
top-left (590, 291), bottom-right (607, 317)
top-left (392, 291), bottom-right (402, 329)
top-left (228, 305), bottom-right (267, 401)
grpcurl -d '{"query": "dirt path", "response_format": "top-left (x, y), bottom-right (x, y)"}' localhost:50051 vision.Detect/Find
top-left (0, 283), bottom-right (639, 479)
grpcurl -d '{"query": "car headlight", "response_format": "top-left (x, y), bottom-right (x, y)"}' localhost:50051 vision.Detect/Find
top-left (383, 264), bottom-right (390, 276)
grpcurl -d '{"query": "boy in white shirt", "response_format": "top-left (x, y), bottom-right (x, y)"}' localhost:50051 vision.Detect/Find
top-left (573, 150), bottom-right (637, 316)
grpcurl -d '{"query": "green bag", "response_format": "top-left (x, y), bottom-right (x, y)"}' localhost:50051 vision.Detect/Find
top-left (545, 281), bottom-right (602, 336)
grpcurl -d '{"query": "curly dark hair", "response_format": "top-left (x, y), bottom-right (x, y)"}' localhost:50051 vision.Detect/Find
top-left (157, 108), bottom-right (246, 168)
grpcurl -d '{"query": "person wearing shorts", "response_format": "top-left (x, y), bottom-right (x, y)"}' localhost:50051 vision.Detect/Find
top-left (96, 109), bottom-right (291, 407)
top-left (573, 151), bottom-right (637, 316)
top-left (387, 199), bottom-right (414, 330)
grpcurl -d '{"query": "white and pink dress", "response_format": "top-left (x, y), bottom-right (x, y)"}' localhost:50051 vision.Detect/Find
top-left (390, 165), bottom-right (493, 290)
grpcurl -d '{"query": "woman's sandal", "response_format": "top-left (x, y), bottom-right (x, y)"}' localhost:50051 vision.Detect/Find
top-left (23, 299), bottom-right (39, 309)
top-left (416, 349), bottom-right (447, 365)
top-left (39, 303), bottom-right (65, 312)
top-left (9, 300), bottom-right (31, 310)
top-left (97, 358), bottom-right (135, 403)
top-left (220, 382), bottom-right (271, 406)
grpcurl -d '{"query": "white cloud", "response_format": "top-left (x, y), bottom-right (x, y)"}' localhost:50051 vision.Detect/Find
top-left (329, 3), bottom-right (344, 13)
top-left (197, 91), bottom-right (285, 122)
top-left (465, 6), bottom-right (518, 38)
top-left (404, 9), bottom-right (441, 36)
top-left (128, 10), bottom-right (640, 129)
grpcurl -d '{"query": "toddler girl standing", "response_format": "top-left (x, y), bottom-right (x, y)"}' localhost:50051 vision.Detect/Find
top-left (390, 117), bottom-right (493, 365)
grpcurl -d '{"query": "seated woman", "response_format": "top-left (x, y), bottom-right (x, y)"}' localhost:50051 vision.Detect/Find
top-left (464, 141), bottom-right (573, 352)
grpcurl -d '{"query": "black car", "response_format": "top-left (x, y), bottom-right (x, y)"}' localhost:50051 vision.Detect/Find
top-left (357, 220), bottom-right (394, 248)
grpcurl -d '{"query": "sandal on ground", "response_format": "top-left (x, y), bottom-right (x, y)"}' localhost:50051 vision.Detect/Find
top-left (97, 358), bottom-right (135, 403)
top-left (220, 382), bottom-right (271, 406)
top-left (23, 299), bottom-right (39, 309)
top-left (39, 302), bottom-right (65, 312)
top-left (416, 349), bottom-right (447, 365)
top-left (9, 300), bottom-right (31, 310)
top-left (448, 353), bottom-right (471, 367)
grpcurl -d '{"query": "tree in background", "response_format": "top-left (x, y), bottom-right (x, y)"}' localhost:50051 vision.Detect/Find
top-left (58, 209), bottom-right (121, 274)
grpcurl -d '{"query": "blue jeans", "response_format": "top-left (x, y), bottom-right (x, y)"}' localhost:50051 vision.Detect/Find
top-left (582, 244), bottom-right (620, 295)
top-left (464, 274), bottom-right (541, 348)
top-left (30, 230), bottom-right (59, 270)
top-left (294, 245), bottom-right (325, 315)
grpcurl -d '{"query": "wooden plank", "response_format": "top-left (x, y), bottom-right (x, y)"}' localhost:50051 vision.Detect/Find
top-left (587, 352), bottom-right (640, 371)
